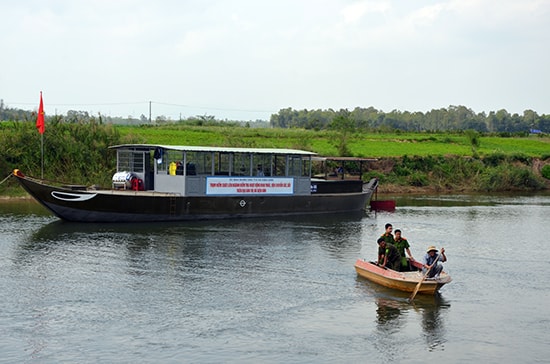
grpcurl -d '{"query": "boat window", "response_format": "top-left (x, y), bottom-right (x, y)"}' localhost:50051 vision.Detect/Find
top-left (118, 150), bottom-right (145, 173)
top-left (253, 155), bottom-right (272, 177)
top-left (272, 155), bottom-right (286, 176)
top-left (187, 151), bottom-right (213, 175)
top-left (303, 156), bottom-right (312, 177)
top-left (156, 150), bottom-right (184, 175)
top-left (233, 153), bottom-right (252, 176)
top-left (288, 155), bottom-right (310, 176)
top-left (214, 153), bottom-right (231, 176)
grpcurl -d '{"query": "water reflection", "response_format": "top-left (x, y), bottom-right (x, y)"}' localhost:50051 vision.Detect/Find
top-left (28, 220), bottom-right (189, 242)
top-left (418, 293), bottom-right (449, 351)
top-left (376, 297), bottom-right (402, 325)
top-left (359, 276), bottom-right (450, 352)
top-left (389, 191), bottom-right (550, 208)
top-left (0, 199), bottom-right (52, 216)
top-left (376, 294), bottom-right (449, 351)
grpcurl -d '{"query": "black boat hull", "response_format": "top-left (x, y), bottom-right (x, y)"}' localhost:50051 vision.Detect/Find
top-left (14, 172), bottom-right (378, 223)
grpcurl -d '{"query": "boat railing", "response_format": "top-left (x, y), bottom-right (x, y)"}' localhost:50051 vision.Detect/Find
top-left (13, 170), bottom-right (89, 190)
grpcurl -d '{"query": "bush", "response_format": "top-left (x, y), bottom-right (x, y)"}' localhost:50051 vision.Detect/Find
top-left (363, 171), bottom-right (386, 181)
top-left (407, 171), bottom-right (428, 187)
top-left (464, 129), bottom-right (480, 150)
top-left (509, 153), bottom-right (531, 165)
top-left (483, 153), bottom-right (507, 167)
top-left (542, 165), bottom-right (550, 179)
top-left (398, 155), bottom-right (441, 173)
top-left (0, 120), bottom-right (127, 186)
top-left (478, 165), bottom-right (544, 191)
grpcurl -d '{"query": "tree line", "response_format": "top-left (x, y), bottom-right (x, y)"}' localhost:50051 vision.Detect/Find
top-left (0, 100), bottom-right (268, 127)
top-left (269, 105), bottom-right (550, 133)
top-left (2, 99), bottom-right (549, 133)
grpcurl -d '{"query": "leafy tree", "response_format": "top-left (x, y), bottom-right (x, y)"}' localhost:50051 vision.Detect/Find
top-left (268, 105), bottom-right (549, 133)
top-left (329, 110), bottom-right (355, 156)
top-left (464, 129), bottom-right (481, 154)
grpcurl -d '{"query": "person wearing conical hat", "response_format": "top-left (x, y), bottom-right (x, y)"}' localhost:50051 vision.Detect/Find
top-left (422, 245), bottom-right (447, 278)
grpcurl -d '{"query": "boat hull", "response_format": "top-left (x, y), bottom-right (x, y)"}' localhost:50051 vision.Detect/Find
top-left (354, 259), bottom-right (451, 295)
top-left (13, 172), bottom-right (377, 223)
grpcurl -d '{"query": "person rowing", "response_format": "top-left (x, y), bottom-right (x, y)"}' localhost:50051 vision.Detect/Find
top-left (422, 245), bottom-right (447, 279)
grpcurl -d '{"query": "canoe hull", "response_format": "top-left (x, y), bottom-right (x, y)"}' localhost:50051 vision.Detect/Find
top-left (354, 259), bottom-right (451, 295)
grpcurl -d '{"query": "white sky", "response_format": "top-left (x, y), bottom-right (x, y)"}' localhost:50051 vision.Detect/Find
top-left (1, 0), bottom-right (549, 121)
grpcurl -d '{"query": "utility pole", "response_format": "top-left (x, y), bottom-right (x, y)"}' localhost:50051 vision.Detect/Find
top-left (149, 101), bottom-right (152, 123)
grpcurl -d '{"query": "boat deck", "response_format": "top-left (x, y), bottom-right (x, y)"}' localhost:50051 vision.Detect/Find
top-left (91, 189), bottom-right (180, 197)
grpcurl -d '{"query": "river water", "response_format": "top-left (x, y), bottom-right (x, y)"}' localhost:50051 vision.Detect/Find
top-left (1, 194), bottom-right (549, 363)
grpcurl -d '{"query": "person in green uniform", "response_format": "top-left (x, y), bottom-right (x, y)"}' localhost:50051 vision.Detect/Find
top-left (394, 229), bottom-right (415, 271)
top-left (380, 223), bottom-right (395, 244)
top-left (377, 237), bottom-right (401, 271)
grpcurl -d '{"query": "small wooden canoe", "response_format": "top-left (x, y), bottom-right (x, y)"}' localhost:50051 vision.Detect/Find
top-left (354, 259), bottom-right (451, 295)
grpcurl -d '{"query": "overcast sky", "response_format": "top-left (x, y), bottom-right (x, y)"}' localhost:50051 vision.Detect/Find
top-left (1, 0), bottom-right (549, 121)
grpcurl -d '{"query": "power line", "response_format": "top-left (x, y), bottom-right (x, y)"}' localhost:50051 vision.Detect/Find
top-left (151, 101), bottom-right (273, 114)
top-left (5, 100), bottom-right (274, 114)
top-left (7, 101), bottom-right (148, 107)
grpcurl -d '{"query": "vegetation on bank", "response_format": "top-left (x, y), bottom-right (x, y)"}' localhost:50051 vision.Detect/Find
top-left (0, 121), bottom-right (549, 196)
top-left (115, 125), bottom-right (550, 158)
top-left (365, 155), bottom-right (548, 193)
top-left (270, 106), bottom-right (550, 133)
top-left (3, 100), bottom-right (550, 133)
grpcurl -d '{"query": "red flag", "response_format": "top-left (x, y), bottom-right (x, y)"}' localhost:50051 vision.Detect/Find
top-left (36, 91), bottom-right (45, 134)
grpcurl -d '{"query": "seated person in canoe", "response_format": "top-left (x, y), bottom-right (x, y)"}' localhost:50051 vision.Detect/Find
top-left (377, 237), bottom-right (401, 271)
top-left (394, 229), bottom-right (415, 271)
top-left (422, 246), bottom-right (447, 278)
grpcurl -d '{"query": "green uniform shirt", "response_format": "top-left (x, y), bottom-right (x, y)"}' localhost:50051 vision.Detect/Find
top-left (380, 233), bottom-right (395, 245)
top-left (378, 243), bottom-right (401, 270)
top-left (394, 237), bottom-right (410, 267)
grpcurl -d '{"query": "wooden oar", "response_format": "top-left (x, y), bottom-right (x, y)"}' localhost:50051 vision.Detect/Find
top-left (408, 255), bottom-right (437, 302)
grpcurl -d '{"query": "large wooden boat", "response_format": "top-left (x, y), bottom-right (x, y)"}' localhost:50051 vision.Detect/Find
top-left (354, 259), bottom-right (451, 295)
top-left (13, 144), bottom-right (379, 223)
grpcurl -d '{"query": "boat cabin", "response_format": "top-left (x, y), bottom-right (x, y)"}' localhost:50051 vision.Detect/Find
top-left (109, 144), bottom-right (317, 196)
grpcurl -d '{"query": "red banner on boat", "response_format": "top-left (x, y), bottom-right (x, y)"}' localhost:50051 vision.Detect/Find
top-left (36, 91), bottom-right (45, 134)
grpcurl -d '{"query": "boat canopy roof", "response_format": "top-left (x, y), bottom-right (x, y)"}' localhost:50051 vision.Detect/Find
top-left (109, 144), bottom-right (317, 156)
top-left (311, 156), bottom-right (378, 162)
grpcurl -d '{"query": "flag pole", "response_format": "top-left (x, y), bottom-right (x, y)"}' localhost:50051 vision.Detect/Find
top-left (40, 132), bottom-right (44, 179)
top-left (37, 91), bottom-right (45, 179)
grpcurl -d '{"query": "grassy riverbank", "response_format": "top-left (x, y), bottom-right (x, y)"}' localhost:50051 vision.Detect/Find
top-left (116, 125), bottom-right (550, 157)
top-left (1, 122), bottom-right (549, 196)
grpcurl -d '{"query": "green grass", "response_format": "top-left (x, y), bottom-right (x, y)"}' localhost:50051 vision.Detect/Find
top-left (1, 122), bottom-right (548, 196)
top-left (115, 125), bottom-right (550, 158)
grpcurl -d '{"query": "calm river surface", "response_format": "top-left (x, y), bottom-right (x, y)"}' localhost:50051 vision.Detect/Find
top-left (1, 194), bottom-right (549, 363)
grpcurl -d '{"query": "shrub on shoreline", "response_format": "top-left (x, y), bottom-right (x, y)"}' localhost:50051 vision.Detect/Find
top-left (0, 121), bottom-right (548, 195)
